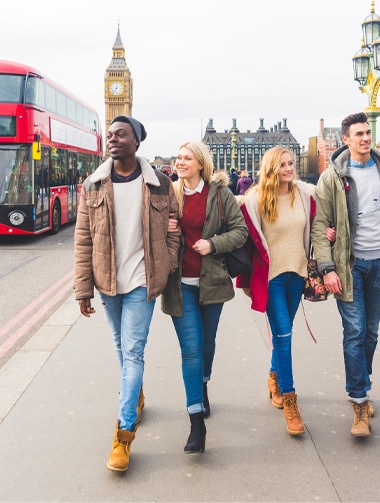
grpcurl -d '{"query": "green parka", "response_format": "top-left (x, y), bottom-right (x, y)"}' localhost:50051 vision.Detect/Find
top-left (311, 144), bottom-right (380, 301)
top-left (161, 171), bottom-right (248, 317)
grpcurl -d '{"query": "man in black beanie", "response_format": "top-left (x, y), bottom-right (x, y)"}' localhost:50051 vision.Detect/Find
top-left (110, 115), bottom-right (147, 150)
top-left (74, 116), bottom-right (180, 472)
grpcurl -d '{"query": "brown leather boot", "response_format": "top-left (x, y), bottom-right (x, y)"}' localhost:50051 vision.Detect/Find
top-left (282, 392), bottom-right (305, 435)
top-left (351, 402), bottom-right (371, 436)
top-left (268, 372), bottom-right (283, 409)
top-left (136, 386), bottom-right (145, 425)
top-left (106, 421), bottom-right (136, 472)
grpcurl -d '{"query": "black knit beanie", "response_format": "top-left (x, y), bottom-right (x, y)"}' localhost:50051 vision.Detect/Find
top-left (110, 116), bottom-right (147, 148)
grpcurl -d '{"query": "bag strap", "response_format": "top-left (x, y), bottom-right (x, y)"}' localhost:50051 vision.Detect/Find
top-left (217, 187), bottom-right (227, 225)
top-left (300, 299), bottom-right (317, 343)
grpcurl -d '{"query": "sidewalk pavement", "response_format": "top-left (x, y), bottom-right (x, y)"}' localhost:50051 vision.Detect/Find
top-left (0, 288), bottom-right (379, 503)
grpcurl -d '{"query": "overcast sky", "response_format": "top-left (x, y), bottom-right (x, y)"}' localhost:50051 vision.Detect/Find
top-left (1, 0), bottom-right (375, 161)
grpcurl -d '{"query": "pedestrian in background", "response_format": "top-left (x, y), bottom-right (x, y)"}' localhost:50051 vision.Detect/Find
top-left (162, 141), bottom-right (248, 453)
top-left (312, 112), bottom-right (380, 437)
top-left (74, 116), bottom-right (180, 471)
top-left (236, 147), bottom-right (316, 435)
top-left (228, 168), bottom-right (238, 194)
top-left (236, 169), bottom-right (253, 195)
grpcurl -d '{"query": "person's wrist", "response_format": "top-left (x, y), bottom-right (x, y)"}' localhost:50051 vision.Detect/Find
top-left (322, 267), bottom-right (335, 275)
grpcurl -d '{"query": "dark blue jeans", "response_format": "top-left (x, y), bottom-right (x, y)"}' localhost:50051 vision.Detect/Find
top-left (337, 258), bottom-right (380, 402)
top-left (266, 272), bottom-right (305, 394)
top-left (172, 283), bottom-right (223, 413)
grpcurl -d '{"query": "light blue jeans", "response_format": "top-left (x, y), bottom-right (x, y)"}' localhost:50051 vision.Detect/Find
top-left (266, 272), bottom-right (305, 394)
top-left (337, 258), bottom-right (380, 402)
top-left (100, 287), bottom-right (155, 431)
top-left (172, 283), bottom-right (223, 413)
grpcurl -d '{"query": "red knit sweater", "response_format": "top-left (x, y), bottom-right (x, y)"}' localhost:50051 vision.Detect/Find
top-left (180, 185), bottom-right (210, 277)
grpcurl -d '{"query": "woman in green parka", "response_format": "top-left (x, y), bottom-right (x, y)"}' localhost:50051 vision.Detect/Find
top-left (161, 141), bottom-right (248, 454)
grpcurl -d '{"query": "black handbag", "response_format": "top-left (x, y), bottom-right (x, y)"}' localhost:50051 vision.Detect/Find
top-left (303, 246), bottom-right (328, 302)
top-left (216, 188), bottom-right (252, 278)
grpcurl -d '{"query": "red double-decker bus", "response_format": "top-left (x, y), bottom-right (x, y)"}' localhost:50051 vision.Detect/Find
top-left (0, 60), bottom-right (103, 235)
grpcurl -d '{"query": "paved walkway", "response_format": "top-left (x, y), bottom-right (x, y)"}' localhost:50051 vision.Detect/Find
top-left (0, 288), bottom-right (379, 502)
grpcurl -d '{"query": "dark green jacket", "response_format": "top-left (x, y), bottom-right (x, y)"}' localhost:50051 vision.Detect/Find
top-left (161, 172), bottom-right (248, 317)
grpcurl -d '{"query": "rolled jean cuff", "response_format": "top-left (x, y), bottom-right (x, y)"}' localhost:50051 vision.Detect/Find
top-left (187, 403), bottom-right (204, 414)
top-left (348, 395), bottom-right (369, 404)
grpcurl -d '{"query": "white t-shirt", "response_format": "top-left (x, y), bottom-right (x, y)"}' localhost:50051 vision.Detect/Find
top-left (113, 175), bottom-right (147, 293)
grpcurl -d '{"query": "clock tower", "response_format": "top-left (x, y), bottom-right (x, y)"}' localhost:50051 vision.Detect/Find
top-left (104, 24), bottom-right (133, 134)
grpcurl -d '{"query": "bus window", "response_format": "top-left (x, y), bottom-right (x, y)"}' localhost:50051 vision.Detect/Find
top-left (0, 74), bottom-right (23, 103)
top-left (0, 146), bottom-right (32, 205)
top-left (0, 116), bottom-right (16, 137)
top-left (25, 77), bottom-right (38, 105)
top-left (56, 90), bottom-right (67, 117)
top-left (45, 84), bottom-right (56, 112)
top-left (50, 148), bottom-right (60, 186)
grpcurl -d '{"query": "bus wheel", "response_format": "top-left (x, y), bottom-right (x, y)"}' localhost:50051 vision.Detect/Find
top-left (50, 200), bottom-right (61, 234)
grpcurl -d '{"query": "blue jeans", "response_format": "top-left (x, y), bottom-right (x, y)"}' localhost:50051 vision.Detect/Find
top-left (100, 288), bottom-right (155, 431)
top-left (266, 272), bottom-right (305, 394)
top-left (172, 283), bottom-right (223, 413)
top-left (337, 258), bottom-right (380, 402)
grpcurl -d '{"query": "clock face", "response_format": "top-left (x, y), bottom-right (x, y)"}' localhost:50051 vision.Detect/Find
top-left (109, 81), bottom-right (123, 95)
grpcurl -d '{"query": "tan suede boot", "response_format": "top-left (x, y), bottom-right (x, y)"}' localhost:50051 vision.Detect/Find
top-left (136, 386), bottom-right (145, 425)
top-left (106, 421), bottom-right (136, 472)
top-left (282, 392), bottom-right (305, 435)
top-left (268, 372), bottom-right (283, 409)
top-left (351, 402), bottom-right (371, 436)
top-left (368, 400), bottom-right (375, 418)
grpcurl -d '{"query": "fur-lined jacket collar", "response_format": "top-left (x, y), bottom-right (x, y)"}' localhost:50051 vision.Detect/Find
top-left (89, 156), bottom-right (160, 186)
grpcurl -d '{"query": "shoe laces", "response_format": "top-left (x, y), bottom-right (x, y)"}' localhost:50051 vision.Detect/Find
top-left (284, 398), bottom-right (301, 420)
top-left (354, 403), bottom-right (368, 423)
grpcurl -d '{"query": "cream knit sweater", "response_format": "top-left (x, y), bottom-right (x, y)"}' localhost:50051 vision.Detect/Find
top-left (262, 190), bottom-right (308, 280)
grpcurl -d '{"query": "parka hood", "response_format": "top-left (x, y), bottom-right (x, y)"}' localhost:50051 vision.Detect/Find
top-left (331, 144), bottom-right (380, 176)
top-left (211, 169), bottom-right (230, 187)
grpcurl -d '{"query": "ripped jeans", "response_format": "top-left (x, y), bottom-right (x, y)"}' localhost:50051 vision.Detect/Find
top-left (100, 288), bottom-right (155, 431)
top-left (266, 272), bottom-right (305, 394)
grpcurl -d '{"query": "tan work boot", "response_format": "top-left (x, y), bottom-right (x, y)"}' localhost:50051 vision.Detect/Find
top-left (368, 400), bottom-right (375, 418)
top-left (106, 421), bottom-right (136, 472)
top-left (268, 372), bottom-right (283, 409)
top-left (136, 386), bottom-right (145, 425)
top-left (351, 402), bottom-right (371, 437)
top-left (282, 392), bottom-right (305, 435)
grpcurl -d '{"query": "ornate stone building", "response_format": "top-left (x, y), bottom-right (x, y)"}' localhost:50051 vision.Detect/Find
top-left (317, 118), bottom-right (343, 174)
top-left (104, 25), bottom-right (133, 135)
top-left (202, 118), bottom-right (300, 179)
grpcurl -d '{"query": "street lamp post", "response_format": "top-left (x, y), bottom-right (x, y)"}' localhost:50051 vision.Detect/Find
top-left (352, 1), bottom-right (380, 147)
top-left (230, 129), bottom-right (237, 171)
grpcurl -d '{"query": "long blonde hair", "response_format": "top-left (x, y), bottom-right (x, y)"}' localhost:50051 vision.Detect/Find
top-left (173, 141), bottom-right (214, 217)
top-left (247, 147), bottom-right (297, 223)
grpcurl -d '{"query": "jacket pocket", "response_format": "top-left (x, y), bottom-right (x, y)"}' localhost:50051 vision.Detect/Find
top-left (86, 196), bottom-right (105, 209)
top-left (86, 196), bottom-right (108, 235)
top-left (150, 198), bottom-right (169, 227)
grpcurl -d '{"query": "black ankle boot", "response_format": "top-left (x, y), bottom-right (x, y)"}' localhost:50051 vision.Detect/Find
top-left (184, 412), bottom-right (206, 453)
top-left (203, 382), bottom-right (210, 418)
